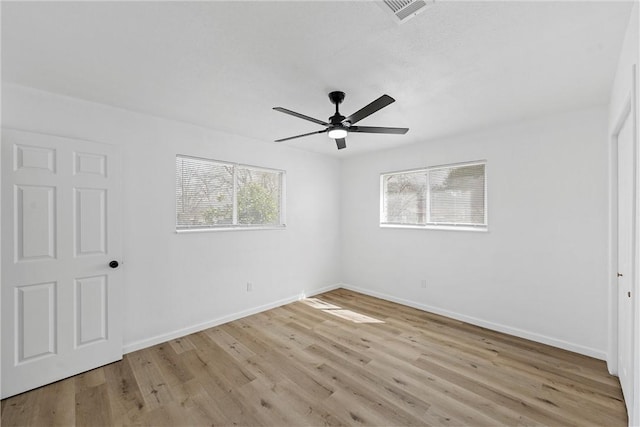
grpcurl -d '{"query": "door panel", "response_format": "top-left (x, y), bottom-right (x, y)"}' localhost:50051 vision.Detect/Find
top-left (74, 188), bottom-right (107, 256)
top-left (1, 129), bottom-right (122, 398)
top-left (16, 185), bottom-right (57, 261)
top-left (74, 274), bottom-right (108, 346)
top-left (17, 282), bottom-right (57, 362)
top-left (15, 144), bottom-right (56, 172)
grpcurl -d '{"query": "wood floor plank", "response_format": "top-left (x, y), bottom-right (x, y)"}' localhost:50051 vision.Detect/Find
top-left (75, 382), bottom-right (113, 426)
top-left (202, 326), bottom-right (256, 363)
top-left (34, 377), bottom-right (76, 426)
top-left (315, 356), bottom-right (453, 426)
top-left (103, 355), bottom-right (146, 422)
top-left (0, 289), bottom-right (627, 426)
top-left (264, 377), bottom-right (349, 426)
top-left (179, 378), bottom-right (231, 426)
top-left (188, 331), bottom-right (256, 388)
top-left (1, 384), bottom-right (44, 427)
top-left (366, 356), bottom-right (535, 427)
top-left (181, 349), bottom-right (263, 426)
top-left (149, 342), bottom-right (194, 387)
top-left (321, 389), bottom-right (413, 427)
top-left (167, 336), bottom-right (196, 354)
top-left (412, 354), bottom-right (583, 426)
top-left (127, 347), bottom-right (176, 411)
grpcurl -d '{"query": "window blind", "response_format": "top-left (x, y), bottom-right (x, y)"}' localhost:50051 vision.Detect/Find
top-left (382, 171), bottom-right (427, 225)
top-left (429, 163), bottom-right (485, 226)
top-left (381, 161), bottom-right (486, 229)
top-left (176, 155), bottom-right (284, 230)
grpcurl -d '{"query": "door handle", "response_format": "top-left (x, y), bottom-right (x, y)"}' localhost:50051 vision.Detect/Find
top-left (617, 273), bottom-right (623, 277)
top-left (109, 260), bottom-right (119, 269)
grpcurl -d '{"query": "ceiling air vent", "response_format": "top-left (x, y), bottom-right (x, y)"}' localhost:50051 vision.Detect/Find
top-left (382, 0), bottom-right (432, 23)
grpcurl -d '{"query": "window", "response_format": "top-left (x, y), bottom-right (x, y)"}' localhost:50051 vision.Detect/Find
top-left (381, 161), bottom-right (486, 230)
top-left (176, 155), bottom-right (285, 231)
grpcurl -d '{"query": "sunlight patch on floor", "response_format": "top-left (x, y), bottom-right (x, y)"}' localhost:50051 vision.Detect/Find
top-left (302, 298), bottom-right (384, 324)
top-left (301, 297), bottom-right (342, 310)
top-left (321, 309), bottom-right (385, 324)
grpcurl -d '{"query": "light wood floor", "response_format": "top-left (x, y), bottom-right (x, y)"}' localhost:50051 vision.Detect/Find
top-left (1, 289), bottom-right (628, 426)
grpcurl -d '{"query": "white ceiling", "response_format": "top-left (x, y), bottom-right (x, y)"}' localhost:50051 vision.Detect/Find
top-left (1, 1), bottom-right (633, 157)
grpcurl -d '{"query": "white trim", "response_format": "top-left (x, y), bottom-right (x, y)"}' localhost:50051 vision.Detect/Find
top-left (608, 64), bottom-right (640, 426)
top-left (176, 225), bottom-right (286, 234)
top-left (232, 160), bottom-right (238, 224)
top-left (380, 159), bottom-right (488, 176)
top-left (175, 153), bottom-right (285, 175)
top-left (280, 170), bottom-right (287, 226)
top-left (122, 283), bottom-right (341, 354)
top-left (609, 94), bottom-right (632, 375)
top-left (380, 224), bottom-right (488, 232)
top-left (339, 283), bottom-right (607, 360)
top-left (484, 160), bottom-right (489, 226)
top-left (632, 62), bottom-right (640, 427)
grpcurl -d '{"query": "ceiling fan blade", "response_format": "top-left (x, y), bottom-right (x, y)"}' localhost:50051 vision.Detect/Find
top-left (349, 126), bottom-right (409, 134)
top-left (335, 138), bottom-right (346, 150)
top-left (274, 129), bottom-right (327, 142)
top-left (345, 94), bottom-right (395, 125)
top-left (273, 107), bottom-right (329, 126)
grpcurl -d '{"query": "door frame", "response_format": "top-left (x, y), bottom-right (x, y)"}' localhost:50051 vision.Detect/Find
top-left (609, 64), bottom-right (639, 424)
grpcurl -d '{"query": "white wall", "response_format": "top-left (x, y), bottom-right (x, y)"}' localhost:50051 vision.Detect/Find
top-left (340, 106), bottom-right (609, 359)
top-left (609, 3), bottom-right (639, 130)
top-left (1, 83), bottom-right (342, 352)
top-left (608, 3), bottom-right (639, 425)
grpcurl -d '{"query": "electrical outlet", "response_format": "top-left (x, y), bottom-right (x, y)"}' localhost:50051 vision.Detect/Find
top-left (247, 282), bottom-right (253, 292)
top-left (420, 279), bottom-right (427, 289)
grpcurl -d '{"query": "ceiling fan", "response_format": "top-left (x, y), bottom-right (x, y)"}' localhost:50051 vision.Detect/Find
top-left (273, 91), bottom-right (409, 150)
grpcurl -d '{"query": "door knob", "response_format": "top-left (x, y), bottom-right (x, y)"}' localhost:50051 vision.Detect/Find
top-left (109, 260), bottom-right (119, 269)
top-left (618, 273), bottom-right (623, 277)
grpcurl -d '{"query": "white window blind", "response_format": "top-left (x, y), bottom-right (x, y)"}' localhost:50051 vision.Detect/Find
top-left (176, 155), bottom-right (285, 230)
top-left (382, 171), bottom-right (427, 225)
top-left (381, 162), bottom-right (486, 230)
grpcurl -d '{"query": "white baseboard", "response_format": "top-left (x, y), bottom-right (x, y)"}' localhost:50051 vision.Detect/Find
top-left (339, 283), bottom-right (607, 361)
top-left (123, 283), bottom-right (341, 354)
top-left (124, 282), bottom-right (606, 361)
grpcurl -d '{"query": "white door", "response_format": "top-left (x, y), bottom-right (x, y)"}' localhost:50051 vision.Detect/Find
top-left (617, 110), bottom-right (634, 416)
top-left (1, 129), bottom-right (123, 399)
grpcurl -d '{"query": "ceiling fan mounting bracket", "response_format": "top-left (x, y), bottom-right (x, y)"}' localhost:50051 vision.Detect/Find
top-left (328, 91), bottom-right (345, 106)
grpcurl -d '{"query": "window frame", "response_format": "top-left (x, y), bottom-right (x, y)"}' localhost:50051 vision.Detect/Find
top-left (380, 160), bottom-right (488, 232)
top-left (175, 154), bottom-right (286, 232)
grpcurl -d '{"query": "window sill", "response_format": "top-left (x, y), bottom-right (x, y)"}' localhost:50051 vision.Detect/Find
top-left (380, 224), bottom-right (488, 232)
top-left (176, 225), bottom-right (286, 233)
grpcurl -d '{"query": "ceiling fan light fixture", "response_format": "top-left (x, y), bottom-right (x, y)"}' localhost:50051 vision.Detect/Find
top-left (327, 127), bottom-right (347, 139)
